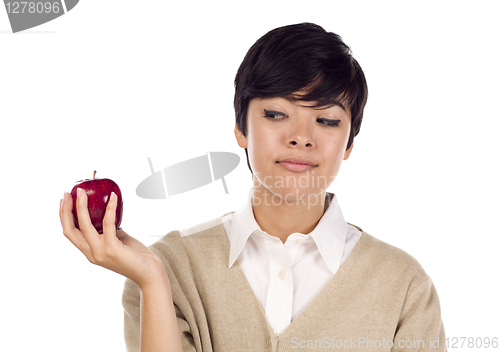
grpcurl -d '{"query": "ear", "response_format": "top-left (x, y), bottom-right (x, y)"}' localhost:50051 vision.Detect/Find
top-left (343, 142), bottom-right (354, 160)
top-left (234, 124), bottom-right (248, 149)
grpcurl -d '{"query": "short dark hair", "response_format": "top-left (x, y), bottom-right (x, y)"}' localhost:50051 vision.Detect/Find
top-left (234, 23), bottom-right (368, 174)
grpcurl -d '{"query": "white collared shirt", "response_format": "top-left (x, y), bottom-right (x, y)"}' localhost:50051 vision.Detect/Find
top-left (221, 188), bottom-right (362, 334)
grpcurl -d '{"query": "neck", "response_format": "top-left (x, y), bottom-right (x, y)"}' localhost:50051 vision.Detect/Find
top-left (250, 183), bottom-right (330, 244)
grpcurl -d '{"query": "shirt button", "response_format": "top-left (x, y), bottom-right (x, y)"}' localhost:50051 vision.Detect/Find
top-left (274, 328), bottom-right (280, 335)
top-left (279, 270), bottom-right (286, 280)
top-left (297, 238), bottom-right (305, 243)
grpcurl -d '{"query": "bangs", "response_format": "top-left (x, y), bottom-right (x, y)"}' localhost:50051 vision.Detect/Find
top-left (283, 75), bottom-right (353, 112)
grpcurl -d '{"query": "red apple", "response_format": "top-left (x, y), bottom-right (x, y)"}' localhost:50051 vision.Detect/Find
top-left (71, 171), bottom-right (123, 234)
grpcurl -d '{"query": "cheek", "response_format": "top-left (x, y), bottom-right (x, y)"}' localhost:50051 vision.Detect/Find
top-left (320, 134), bottom-right (348, 168)
top-left (247, 133), bottom-right (273, 169)
top-left (247, 124), bottom-right (280, 157)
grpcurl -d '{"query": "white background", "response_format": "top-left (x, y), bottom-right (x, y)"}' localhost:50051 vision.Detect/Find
top-left (1, 1), bottom-right (499, 351)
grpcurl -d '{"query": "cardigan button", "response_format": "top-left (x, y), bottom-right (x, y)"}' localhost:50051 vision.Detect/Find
top-left (274, 328), bottom-right (280, 335)
top-left (279, 270), bottom-right (287, 280)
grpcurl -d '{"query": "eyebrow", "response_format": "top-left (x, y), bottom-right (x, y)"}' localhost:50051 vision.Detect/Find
top-left (293, 100), bottom-right (347, 112)
top-left (314, 101), bottom-right (346, 111)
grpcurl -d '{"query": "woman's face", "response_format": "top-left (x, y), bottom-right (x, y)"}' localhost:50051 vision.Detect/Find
top-left (234, 96), bottom-right (353, 204)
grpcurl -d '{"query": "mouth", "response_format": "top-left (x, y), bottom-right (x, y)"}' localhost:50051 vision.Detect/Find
top-left (276, 157), bottom-right (318, 172)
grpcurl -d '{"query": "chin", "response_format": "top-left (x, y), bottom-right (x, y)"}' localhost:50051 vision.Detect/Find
top-left (280, 187), bottom-right (325, 203)
top-left (252, 169), bottom-right (332, 204)
top-left (255, 183), bottom-right (326, 207)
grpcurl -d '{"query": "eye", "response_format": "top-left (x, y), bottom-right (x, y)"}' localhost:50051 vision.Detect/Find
top-left (317, 118), bottom-right (341, 127)
top-left (263, 109), bottom-right (288, 120)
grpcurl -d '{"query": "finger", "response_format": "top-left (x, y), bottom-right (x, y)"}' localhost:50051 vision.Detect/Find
top-left (60, 191), bottom-right (78, 235)
top-left (59, 198), bottom-right (63, 225)
top-left (117, 229), bottom-right (153, 256)
top-left (75, 188), bottom-right (100, 248)
top-left (60, 192), bottom-right (94, 259)
top-left (102, 192), bottom-right (118, 243)
top-left (59, 192), bottom-right (71, 227)
top-left (116, 228), bottom-right (128, 240)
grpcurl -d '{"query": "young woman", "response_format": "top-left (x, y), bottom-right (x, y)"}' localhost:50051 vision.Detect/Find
top-left (60, 23), bottom-right (446, 352)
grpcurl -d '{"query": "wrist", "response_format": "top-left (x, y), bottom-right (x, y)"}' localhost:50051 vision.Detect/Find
top-left (138, 265), bottom-right (171, 295)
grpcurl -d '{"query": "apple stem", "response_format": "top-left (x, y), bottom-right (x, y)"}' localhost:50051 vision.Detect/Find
top-left (93, 170), bottom-right (96, 179)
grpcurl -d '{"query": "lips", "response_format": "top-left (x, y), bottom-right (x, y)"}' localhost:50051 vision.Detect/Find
top-left (277, 157), bottom-right (318, 172)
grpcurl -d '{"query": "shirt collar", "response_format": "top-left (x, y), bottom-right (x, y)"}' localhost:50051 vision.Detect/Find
top-left (308, 192), bottom-right (347, 274)
top-left (227, 188), bottom-right (261, 269)
top-left (226, 188), bottom-right (348, 274)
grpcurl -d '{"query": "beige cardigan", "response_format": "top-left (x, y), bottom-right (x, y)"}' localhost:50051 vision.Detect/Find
top-left (122, 213), bottom-right (446, 351)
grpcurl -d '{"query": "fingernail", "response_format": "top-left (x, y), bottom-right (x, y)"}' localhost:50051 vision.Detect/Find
top-left (77, 188), bottom-right (82, 198)
top-left (110, 192), bottom-right (116, 201)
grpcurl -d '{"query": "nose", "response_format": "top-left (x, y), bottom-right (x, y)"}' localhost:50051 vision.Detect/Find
top-left (288, 119), bottom-right (314, 148)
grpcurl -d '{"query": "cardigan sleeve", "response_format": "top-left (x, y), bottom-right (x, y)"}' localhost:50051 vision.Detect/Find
top-left (122, 278), bottom-right (197, 352)
top-left (392, 277), bottom-right (447, 352)
top-left (122, 278), bottom-right (140, 352)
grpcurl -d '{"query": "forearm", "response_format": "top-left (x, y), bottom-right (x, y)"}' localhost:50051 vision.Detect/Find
top-left (139, 271), bottom-right (183, 352)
